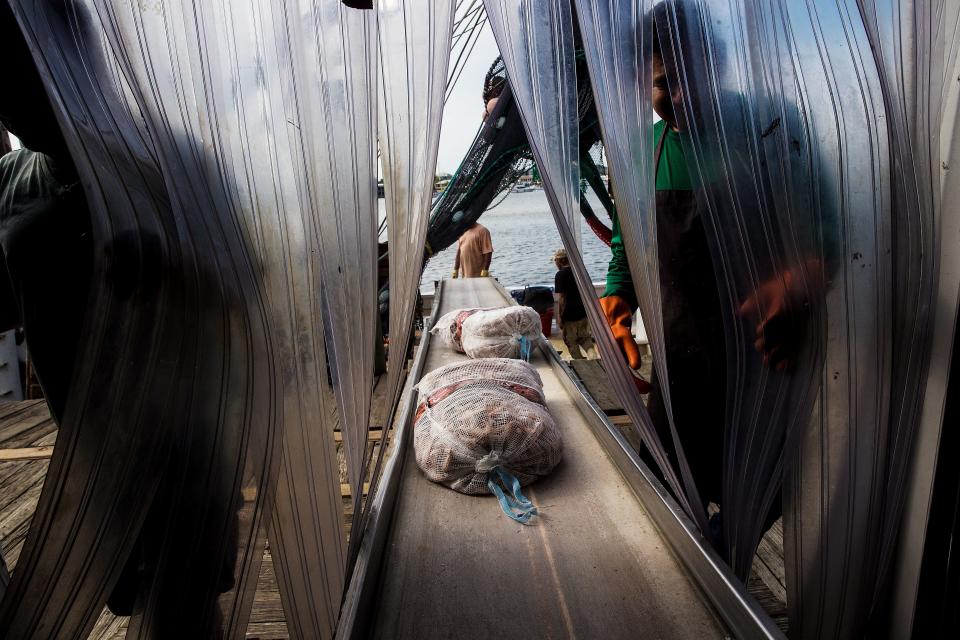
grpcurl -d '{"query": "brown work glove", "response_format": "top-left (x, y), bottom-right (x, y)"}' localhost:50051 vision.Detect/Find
top-left (600, 295), bottom-right (650, 393)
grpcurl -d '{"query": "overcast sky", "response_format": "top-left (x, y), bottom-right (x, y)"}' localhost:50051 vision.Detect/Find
top-left (435, 22), bottom-right (499, 174)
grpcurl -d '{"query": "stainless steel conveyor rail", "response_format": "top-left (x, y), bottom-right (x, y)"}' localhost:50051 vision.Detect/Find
top-left (338, 277), bottom-right (783, 639)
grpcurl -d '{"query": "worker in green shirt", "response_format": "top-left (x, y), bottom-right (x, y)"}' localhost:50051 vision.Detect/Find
top-left (600, 3), bottom-right (825, 523)
top-left (598, 9), bottom-right (726, 510)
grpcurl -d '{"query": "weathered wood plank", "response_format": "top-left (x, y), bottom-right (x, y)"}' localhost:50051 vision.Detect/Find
top-left (0, 458), bottom-right (47, 515)
top-left (0, 433), bottom-right (53, 488)
top-left (753, 518), bottom-right (787, 608)
top-left (0, 459), bottom-right (33, 489)
top-left (246, 549), bottom-right (288, 638)
top-left (27, 428), bottom-right (56, 448)
top-left (747, 571), bottom-right (788, 633)
top-left (0, 445), bottom-right (54, 461)
top-left (0, 403), bottom-right (56, 448)
top-left (245, 622), bottom-right (291, 639)
top-left (0, 399), bottom-right (45, 422)
top-left (751, 549), bottom-right (787, 607)
top-left (0, 462), bottom-right (46, 568)
top-left (2, 419), bottom-right (57, 450)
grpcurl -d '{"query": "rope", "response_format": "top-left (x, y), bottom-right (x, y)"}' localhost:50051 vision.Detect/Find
top-left (485, 465), bottom-right (538, 524)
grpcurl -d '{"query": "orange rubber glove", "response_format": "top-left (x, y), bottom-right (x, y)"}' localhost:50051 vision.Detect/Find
top-left (738, 260), bottom-right (823, 371)
top-left (600, 295), bottom-right (650, 393)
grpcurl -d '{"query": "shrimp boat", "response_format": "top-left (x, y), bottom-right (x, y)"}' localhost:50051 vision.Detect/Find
top-left (0, 1), bottom-right (959, 639)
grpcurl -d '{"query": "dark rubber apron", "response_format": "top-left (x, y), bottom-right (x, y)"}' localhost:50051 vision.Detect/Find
top-left (644, 126), bottom-right (726, 509)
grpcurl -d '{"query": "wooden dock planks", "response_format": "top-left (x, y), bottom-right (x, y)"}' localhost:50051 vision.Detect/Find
top-left (0, 401), bottom-right (291, 639)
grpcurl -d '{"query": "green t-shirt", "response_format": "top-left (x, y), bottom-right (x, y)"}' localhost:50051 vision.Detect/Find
top-left (604, 120), bottom-right (691, 300)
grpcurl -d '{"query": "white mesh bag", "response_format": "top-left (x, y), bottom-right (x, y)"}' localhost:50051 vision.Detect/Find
top-left (430, 306), bottom-right (541, 359)
top-left (414, 361), bottom-right (562, 522)
top-left (430, 307), bottom-right (491, 352)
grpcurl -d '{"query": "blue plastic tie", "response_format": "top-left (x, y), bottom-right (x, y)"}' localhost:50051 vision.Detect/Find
top-left (518, 335), bottom-right (532, 361)
top-left (487, 466), bottom-right (538, 523)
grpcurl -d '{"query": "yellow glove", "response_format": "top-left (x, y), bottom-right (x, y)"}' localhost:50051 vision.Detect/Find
top-left (451, 270), bottom-right (459, 279)
top-left (480, 269), bottom-right (489, 277)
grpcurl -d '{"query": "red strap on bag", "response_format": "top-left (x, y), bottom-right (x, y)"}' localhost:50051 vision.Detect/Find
top-left (415, 378), bottom-right (544, 423)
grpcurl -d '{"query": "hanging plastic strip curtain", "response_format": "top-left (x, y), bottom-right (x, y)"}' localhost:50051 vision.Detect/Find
top-left (0, 0), bottom-right (381, 637)
top-left (1, 1), bottom-right (281, 637)
top-left (480, 1), bottom-right (581, 250)
top-left (776, 1), bottom-right (949, 636)
top-left (287, 0), bottom-right (379, 523)
top-left (378, 0), bottom-right (455, 433)
top-left (92, 1), bottom-right (377, 636)
top-left (482, 0), bottom-right (699, 520)
top-left (856, 0), bottom-right (945, 586)
top-left (647, 0), bottom-right (951, 636)
top-left (265, 2), bottom-right (377, 637)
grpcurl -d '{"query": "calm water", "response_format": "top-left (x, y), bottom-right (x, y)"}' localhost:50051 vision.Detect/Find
top-left (396, 190), bottom-right (612, 294)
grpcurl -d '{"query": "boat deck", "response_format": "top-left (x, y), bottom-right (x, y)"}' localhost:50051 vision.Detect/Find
top-left (370, 277), bottom-right (726, 638)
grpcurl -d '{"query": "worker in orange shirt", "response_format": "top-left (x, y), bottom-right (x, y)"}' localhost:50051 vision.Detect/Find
top-left (452, 222), bottom-right (493, 278)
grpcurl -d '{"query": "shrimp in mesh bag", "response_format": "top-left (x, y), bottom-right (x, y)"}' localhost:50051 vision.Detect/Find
top-left (414, 360), bottom-right (562, 522)
top-left (431, 306), bottom-right (541, 359)
top-left (431, 307), bottom-right (491, 353)
top-left (417, 358), bottom-right (544, 398)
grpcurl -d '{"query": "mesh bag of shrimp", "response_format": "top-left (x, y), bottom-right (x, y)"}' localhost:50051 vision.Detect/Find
top-left (413, 360), bottom-right (562, 522)
top-left (431, 306), bottom-right (541, 359)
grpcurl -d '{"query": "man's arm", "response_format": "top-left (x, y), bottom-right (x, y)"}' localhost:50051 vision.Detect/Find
top-left (480, 226), bottom-right (493, 275)
top-left (555, 292), bottom-right (566, 328)
top-left (600, 212), bottom-right (643, 370)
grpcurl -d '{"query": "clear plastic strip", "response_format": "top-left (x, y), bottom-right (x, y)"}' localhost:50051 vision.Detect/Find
top-left (378, 0), bottom-right (456, 456)
top-left (265, 1), bottom-right (379, 636)
top-left (649, 0), bottom-right (945, 636)
top-left (0, 1), bottom-right (382, 637)
top-left (781, 0), bottom-right (944, 636)
top-left (1, 1), bottom-right (282, 636)
top-left (653, 0), bottom-right (834, 579)
top-left (573, 0), bottom-right (714, 535)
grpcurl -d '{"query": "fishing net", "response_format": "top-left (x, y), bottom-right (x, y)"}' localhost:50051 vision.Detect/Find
top-left (431, 306), bottom-right (541, 359)
top-left (413, 360), bottom-right (562, 519)
top-left (423, 47), bottom-right (612, 260)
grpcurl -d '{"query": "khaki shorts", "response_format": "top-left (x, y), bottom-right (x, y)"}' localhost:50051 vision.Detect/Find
top-left (561, 318), bottom-right (594, 359)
